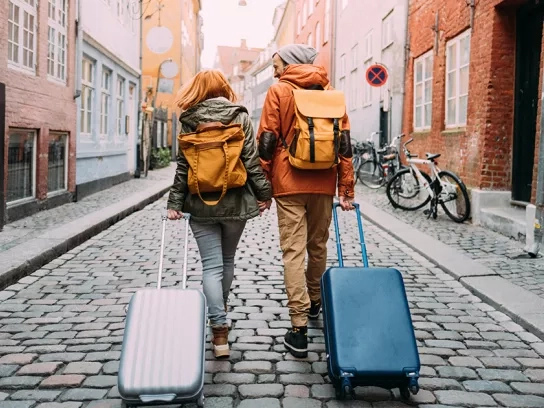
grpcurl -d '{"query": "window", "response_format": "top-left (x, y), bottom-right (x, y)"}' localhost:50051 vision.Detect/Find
top-left (324, 0), bottom-right (330, 42)
top-left (339, 54), bottom-right (346, 78)
top-left (307, 32), bottom-right (313, 47)
top-left (81, 58), bottom-right (95, 135)
top-left (382, 11), bottom-right (394, 49)
top-left (363, 61), bottom-right (372, 106)
top-left (351, 44), bottom-right (358, 70)
top-left (100, 69), bottom-right (111, 138)
top-left (364, 31), bottom-right (373, 61)
top-left (297, 12), bottom-right (301, 34)
top-left (342, 0), bottom-right (348, 10)
top-left (413, 51), bottom-right (433, 130)
top-left (7, 130), bottom-right (36, 203)
top-left (350, 70), bottom-right (358, 111)
top-left (47, 0), bottom-right (68, 82)
top-left (303, 1), bottom-right (308, 23)
top-left (315, 22), bottom-right (321, 51)
top-left (309, 0), bottom-right (314, 15)
top-left (446, 30), bottom-right (470, 127)
top-left (48, 133), bottom-right (68, 193)
top-left (117, 76), bottom-right (126, 136)
top-left (8, 0), bottom-right (37, 72)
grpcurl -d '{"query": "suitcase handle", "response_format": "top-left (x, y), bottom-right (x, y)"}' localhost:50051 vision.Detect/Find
top-left (332, 202), bottom-right (369, 268)
top-left (158, 213), bottom-right (191, 290)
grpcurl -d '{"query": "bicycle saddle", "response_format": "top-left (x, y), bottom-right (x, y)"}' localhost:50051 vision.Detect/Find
top-left (425, 152), bottom-right (441, 160)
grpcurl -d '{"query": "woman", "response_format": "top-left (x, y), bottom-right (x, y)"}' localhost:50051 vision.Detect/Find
top-left (167, 70), bottom-right (272, 359)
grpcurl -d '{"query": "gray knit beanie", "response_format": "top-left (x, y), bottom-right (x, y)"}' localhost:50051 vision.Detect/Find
top-left (275, 44), bottom-right (318, 65)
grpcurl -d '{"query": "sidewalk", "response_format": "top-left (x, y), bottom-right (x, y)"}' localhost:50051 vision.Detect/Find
top-left (0, 165), bottom-right (175, 289)
top-left (357, 184), bottom-right (544, 340)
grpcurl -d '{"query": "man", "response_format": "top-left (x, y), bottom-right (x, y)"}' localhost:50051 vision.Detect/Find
top-left (257, 44), bottom-right (355, 358)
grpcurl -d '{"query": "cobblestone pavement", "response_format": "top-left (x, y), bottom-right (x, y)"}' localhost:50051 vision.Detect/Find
top-left (355, 183), bottom-right (544, 299)
top-left (1, 194), bottom-right (544, 408)
top-left (0, 166), bottom-right (175, 252)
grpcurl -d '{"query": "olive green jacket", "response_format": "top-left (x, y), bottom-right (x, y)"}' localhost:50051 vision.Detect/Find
top-left (166, 97), bottom-right (272, 223)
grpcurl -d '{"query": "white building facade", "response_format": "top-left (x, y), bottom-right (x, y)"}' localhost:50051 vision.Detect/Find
top-left (334, 0), bottom-right (408, 146)
top-left (75, 0), bottom-right (141, 199)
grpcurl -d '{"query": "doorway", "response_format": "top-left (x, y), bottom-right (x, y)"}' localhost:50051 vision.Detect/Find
top-left (379, 107), bottom-right (389, 148)
top-left (512, 5), bottom-right (543, 202)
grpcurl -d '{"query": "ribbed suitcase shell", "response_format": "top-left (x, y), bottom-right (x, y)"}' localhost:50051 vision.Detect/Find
top-left (321, 267), bottom-right (420, 391)
top-left (118, 288), bottom-right (206, 405)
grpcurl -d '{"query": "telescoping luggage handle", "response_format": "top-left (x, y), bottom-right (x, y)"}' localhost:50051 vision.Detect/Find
top-left (158, 213), bottom-right (191, 290)
top-left (332, 202), bottom-right (369, 268)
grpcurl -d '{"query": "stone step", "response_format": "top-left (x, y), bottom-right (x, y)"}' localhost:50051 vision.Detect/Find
top-left (480, 206), bottom-right (527, 243)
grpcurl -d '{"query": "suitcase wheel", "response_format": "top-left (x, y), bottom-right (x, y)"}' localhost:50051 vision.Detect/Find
top-left (335, 378), bottom-right (354, 400)
top-left (400, 386), bottom-right (410, 400)
top-left (197, 393), bottom-right (205, 407)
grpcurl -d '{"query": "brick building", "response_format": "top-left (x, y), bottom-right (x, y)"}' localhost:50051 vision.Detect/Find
top-left (0, 0), bottom-right (77, 225)
top-left (404, 0), bottom-right (543, 233)
top-left (294, 0), bottom-right (334, 76)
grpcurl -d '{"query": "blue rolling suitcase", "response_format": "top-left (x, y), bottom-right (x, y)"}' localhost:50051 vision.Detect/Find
top-left (320, 202), bottom-right (420, 400)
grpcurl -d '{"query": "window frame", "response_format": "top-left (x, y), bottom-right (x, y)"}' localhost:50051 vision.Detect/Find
top-left (47, 132), bottom-right (69, 195)
top-left (100, 68), bottom-right (112, 139)
top-left (47, 0), bottom-right (68, 83)
top-left (381, 11), bottom-right (394, 49)
top-left (324, 0), bottom-right (330, 43)
top-left (350, 69), bottom-right (358, 112)
top-left (445, 30), bottom-right (471, 128)
top-left (8, 0), bottom-right (38, 74)
top-left (363, 61), bottom-right (372, 107)
top-left (315, 21), bottom-right (321, 51)
top-left (117, 76), bottom-right (126, 138)
top-left (413, 50), bottom-right (434, 131)
top-left (80, 57), bottom-right (95, 137)
top-left (7, 129), bottom-right (37, 204)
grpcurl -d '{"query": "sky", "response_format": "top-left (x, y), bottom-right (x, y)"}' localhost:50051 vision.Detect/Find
top-left (200, 0), bottom-right (286, 69)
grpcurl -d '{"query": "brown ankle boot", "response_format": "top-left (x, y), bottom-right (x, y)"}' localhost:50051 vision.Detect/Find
top-left (212, 325), bottom-right (229, 358)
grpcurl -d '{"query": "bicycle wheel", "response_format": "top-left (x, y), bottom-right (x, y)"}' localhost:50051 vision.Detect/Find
top-left (358, 160), bottom-right (385, 189)
top-left (386, 168), bottom-right (432, 211)
top-left (352, 155), bottom-right (362, 182)
top-left (437, 170), bottom-right (471, 223)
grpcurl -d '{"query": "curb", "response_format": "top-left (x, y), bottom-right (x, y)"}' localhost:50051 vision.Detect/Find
top-left (358, 201), bottom-right (544, 342)
top-left (0, 181), bottom-right (172, 291)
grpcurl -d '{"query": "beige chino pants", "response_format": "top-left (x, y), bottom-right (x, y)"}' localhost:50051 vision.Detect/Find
top-left (275, 194), bottom-right (333, 327)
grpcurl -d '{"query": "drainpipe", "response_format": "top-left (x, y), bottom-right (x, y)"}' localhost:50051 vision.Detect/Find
top-left (330, 0), bottom-right (337, 86)
top-left (399, 0), bottom-right (410, 137)
top-left (528, 98), bottom-right (544, 257)
top-left (74, 0), bottom-right (82, 100)
top-left (135, 0), bottom-right (143, 178)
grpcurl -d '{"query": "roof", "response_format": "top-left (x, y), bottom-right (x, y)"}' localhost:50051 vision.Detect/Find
top-left (214, 43), bottom-right (263, 76)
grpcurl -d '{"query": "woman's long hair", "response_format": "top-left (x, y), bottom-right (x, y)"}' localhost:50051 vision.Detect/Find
top-left (175, 69), bottom-right (237, 111)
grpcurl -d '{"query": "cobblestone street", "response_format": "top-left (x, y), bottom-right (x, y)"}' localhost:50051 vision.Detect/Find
top-left (1, 194), bottom-right (544, 407)
top-left (355, 184), bottom-right (544, 299)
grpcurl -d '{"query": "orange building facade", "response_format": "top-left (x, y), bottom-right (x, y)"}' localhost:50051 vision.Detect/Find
top-left (293, 0), bottom-right (333, 76)
top-left (141, 0), bottom-right (203, 147)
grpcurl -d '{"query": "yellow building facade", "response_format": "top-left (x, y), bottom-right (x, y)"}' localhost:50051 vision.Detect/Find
top-left (274, 0), bottom-right (296, 48)
top-left (141, 0), bottom-right (203, 146)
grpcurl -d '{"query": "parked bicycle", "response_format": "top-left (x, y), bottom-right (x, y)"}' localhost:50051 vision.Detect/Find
top-left (351, 139), bottom-right (372, 183)
top-left (357, 134), bottom-right (406, 189)
top-left (385, 138), bottom-right (471, 223)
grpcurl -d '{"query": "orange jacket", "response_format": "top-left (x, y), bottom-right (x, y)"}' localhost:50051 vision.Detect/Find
top-left (257, 64), bottom-right (355, 199)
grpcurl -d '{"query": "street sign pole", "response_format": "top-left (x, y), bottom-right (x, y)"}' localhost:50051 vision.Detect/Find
top-left (366, 64), bottom-right (390, 145)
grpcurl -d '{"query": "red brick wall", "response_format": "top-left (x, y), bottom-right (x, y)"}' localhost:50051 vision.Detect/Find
top-left (0, 1), bottom-right (77, 205)
top-left (403, 0), bottom-right (520, 193)
top-left (294, 0), bottom-right (332, 76)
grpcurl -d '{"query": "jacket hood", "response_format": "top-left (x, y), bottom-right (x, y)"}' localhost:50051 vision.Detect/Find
top-left (179, 97), bottom-right (248, 130)
top-left (279, 64), bottom-right (330, 89)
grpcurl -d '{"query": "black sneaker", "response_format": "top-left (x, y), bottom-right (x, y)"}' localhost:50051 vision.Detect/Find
top-left (284, 326), bottom-right (308, 358)
top-left (308, 301), bottom-right (321, 320)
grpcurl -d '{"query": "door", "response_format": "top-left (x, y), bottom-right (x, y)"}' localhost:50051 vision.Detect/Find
top-left (127, 84), bottom-right (136, 173)
top-left (512, 6), bottom-right (543, 202)
top-left (379, 107), bottom-right (389, 147)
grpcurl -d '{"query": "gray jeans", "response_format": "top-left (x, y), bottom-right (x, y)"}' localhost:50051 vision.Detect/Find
top-left (190, 219), bottom-right (246, 327)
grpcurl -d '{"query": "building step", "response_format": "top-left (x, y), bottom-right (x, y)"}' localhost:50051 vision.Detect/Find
top-left (480, 206), bottom-right (527, 243)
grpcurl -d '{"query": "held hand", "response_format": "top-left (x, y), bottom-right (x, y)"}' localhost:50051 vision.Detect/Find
top-left (339, 196), bottom-right (355, 211)
top-left (167, 209), bottom-right (183, 220)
